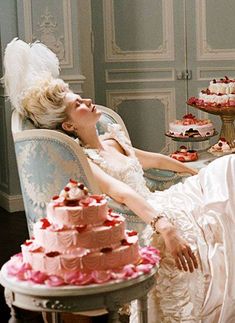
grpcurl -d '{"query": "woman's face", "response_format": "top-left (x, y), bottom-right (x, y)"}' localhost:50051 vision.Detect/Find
top-left (64, 92), bottom-right (101, 129)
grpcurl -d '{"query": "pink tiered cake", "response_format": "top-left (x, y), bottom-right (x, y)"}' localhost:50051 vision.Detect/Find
top-left (6, 180), bottom-right (159, 286)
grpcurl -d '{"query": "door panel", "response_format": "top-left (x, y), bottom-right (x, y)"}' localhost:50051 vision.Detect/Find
top-left (92, 0), bottom-right (235, 153)
top-left (92, 0), bottom-right (188, 153)
top-left (186, 0), bottom-right (235, 147)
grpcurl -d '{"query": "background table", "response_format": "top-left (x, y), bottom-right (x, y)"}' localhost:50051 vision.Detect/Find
top-left (187, 150), bottom-right (217, 170)
top-left (0, 264), bottom-right (158, 323)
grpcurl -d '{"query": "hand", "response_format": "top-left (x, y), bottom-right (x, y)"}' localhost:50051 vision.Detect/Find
top-left (189, 167), bottom-right (198, 176)
top-left (162, 228), bottom-right (198, 272)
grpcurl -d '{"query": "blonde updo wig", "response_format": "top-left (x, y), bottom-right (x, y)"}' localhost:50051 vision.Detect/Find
top-left (21, 75), bottom-right (69, 129)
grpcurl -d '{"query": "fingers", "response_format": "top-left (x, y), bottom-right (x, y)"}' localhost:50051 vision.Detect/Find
top-left (175, 246), bottom-right (198, 273)
top-left (177, 252), bottom-right (188, 271)
top-left (187, 247), bottom-right (198, 269)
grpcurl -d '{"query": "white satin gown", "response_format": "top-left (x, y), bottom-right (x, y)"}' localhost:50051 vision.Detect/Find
top-left (84, 124), bottom-right (235, 323)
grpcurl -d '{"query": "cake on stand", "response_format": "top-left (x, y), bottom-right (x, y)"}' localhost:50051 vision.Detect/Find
top-left (165, 110), bottom-right (220, 169)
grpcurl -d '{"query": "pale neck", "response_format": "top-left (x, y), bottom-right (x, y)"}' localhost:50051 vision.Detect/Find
top-left (76, 127), bottom-right (103, 150)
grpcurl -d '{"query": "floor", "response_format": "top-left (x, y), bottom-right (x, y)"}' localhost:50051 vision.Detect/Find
top-left (0, 208), bottom-right (127, 323)
top-left (0, 207), bottom-right (29, 322)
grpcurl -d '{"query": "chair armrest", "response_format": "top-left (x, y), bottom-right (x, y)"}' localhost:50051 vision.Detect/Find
top-left (144, 168), bottom-right (187, 192)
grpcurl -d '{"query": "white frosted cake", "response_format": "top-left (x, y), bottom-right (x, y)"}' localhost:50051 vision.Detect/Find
top-left (188, 76), bottom-right (235, 107)
top-left (6, 180), bottom-right (159, 286)
top-left (168, 114), bottom-right (214, 138)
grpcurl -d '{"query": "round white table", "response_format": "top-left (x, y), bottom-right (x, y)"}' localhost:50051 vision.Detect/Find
top-left (0, 263), bottom-right (158, 323)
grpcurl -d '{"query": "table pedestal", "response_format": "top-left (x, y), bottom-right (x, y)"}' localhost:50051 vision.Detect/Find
top-left (220, 114), bottom-right (235, 146)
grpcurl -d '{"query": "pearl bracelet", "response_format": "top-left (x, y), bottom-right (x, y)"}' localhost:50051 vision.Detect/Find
top-left (150, 214), bottom-right (165, 234)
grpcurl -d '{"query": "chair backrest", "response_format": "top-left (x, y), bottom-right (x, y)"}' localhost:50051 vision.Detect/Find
top-left (11, 105), bottom-right (136, 236)
top-left (11, 110), bottom-right (101, 235)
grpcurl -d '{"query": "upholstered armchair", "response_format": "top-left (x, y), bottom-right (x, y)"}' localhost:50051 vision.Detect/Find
top-left (12, 105), bottom-right (184, 243)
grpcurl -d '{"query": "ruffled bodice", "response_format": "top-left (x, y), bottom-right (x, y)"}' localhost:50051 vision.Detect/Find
top-left (84, 124), bottom-right (151, 198)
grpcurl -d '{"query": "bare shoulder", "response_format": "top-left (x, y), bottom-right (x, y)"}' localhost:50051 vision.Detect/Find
top-left (102, 138), bottom-right (125, 154)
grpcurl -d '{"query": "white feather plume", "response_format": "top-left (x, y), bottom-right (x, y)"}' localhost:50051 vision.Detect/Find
top-left (2, 38), bottom-right (60, 114)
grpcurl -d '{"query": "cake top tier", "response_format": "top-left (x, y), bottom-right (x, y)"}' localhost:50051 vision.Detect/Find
top-left (210, 76), bottom-right (235, 84)
top-left (47, 179), bottom-right (108, 226)
top-left (51, 179), bottom-right (105, 207)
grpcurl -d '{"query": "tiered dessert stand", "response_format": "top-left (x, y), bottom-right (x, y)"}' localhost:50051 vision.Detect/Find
top-left (187, 103), bottom-right (235, 147)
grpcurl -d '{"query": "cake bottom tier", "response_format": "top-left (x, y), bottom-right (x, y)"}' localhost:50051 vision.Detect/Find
top-left (21, 242), bottom-right (140, 277)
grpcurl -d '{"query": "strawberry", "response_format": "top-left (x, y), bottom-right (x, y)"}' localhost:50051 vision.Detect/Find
top-left (121, 239), bottom-right (132, 246)
top-left (100, 247), bottom-right (113, 253)
top-left (127, 231), bottom-right (138, 237)
top-left (40, 218), bottom-right (51, 229)
top-left (91, 194), bottom-right (104, 203)
top-left (103, 219), bottom-right (119, 227)
top-left (46, 251), bottom-right (60, 257)
top-left (78, 183), bottom-right (85, 189)
top-left (75, 225), bottom-right (87, 233)
top-left (69, 179), bottom-right (78, 185)
top-left (24, 240), bottom-right (33, 246)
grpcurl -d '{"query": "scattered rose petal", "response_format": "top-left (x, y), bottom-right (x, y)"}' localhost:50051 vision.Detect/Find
top-left (92, 270), bottom-right (111, 284)
top-left (45, 275), bottom-right (66, 287)
top-left (30, 271), bottom-right (48, 284)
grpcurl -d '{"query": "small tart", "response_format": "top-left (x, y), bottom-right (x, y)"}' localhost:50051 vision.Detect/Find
top-left (208, 138), bottom-right (235, 156)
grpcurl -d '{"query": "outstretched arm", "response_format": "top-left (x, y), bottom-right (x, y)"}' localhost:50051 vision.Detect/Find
top-left (134, 148), bottom-right (198, 175)
top-left (88, 160), bottom-right (198, 273)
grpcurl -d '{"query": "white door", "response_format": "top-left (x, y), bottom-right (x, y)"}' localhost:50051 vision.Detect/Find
top-left (91, 0), bottom-right (235, 153)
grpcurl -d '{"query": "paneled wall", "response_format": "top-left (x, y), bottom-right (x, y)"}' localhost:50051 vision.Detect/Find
top-left (0, 0), bottom-right (93, 211)
top-left (0, 0), bottom-right (23, 212)
top-left (92, 0), bottom-right (235, 154)
top-left (92, 0), bottom-right (185, 154)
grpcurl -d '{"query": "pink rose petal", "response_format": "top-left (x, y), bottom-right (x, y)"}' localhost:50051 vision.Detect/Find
top-left (30, 271), bottom-right (48, 284)
top-left (92, 270), bottom-right (112, 284)
top-left (45, 275), bottom-right (66, 287)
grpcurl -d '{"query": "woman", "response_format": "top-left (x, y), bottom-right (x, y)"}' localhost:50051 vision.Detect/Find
top-left (3, 39), bottom-right (235, 322)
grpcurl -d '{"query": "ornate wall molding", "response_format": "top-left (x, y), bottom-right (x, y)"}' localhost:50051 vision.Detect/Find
top-left (103, 0), bottom-right (174, 62)
top-left (196, 0), bottom-right (235, 60)
top-left (23, 0), bottom-right (73, 68)
top-left (61, 74), bottom-right (86, 94)
top-left (106, 89), bottom-right (176, 153)
top-left (106, 67), bottom-right (175, 83)
top-left (197, 66), bottom-right (235, 81)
